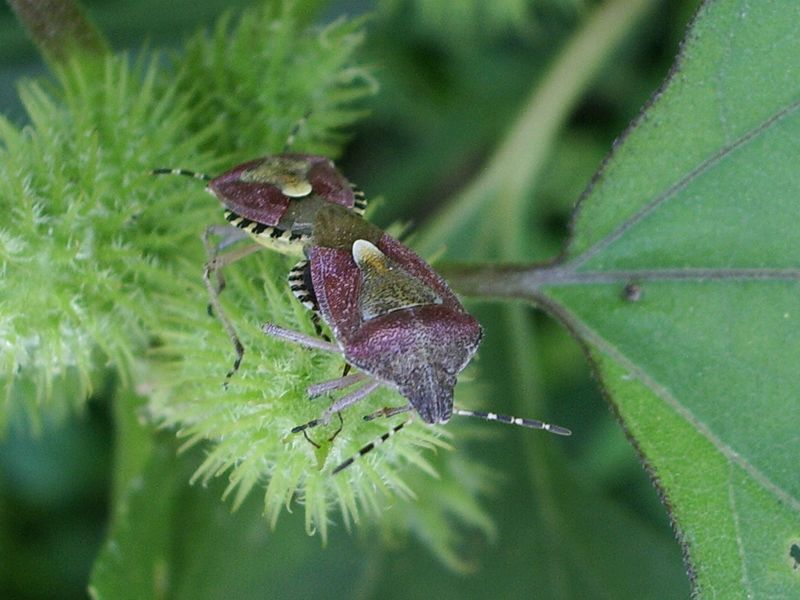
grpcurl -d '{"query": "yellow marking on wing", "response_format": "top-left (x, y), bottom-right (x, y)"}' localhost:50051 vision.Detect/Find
top-left (352, 239), bottom-right (390, 274)
top-left (240, 157), bottom-right (313, 197)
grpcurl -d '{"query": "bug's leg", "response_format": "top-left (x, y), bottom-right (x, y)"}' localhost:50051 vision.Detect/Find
top-left (307, 372), bottom-right (368, 399)
top-left (332, 419), bottom-right (411, 475)
top-left (302, 430), bottom-right (321, 449)
top-left (362, 404), bottom-right (413, 422)
top-left (291, 380), bottom-right (381, 434)
top-left (301, 412), bottom-right (344, 448)
top-left (207, 224), bottom-right (251, 252)
top-left (203, 225), bottom-right (257, 300)
top-left (202, 226), bottom-right (263, 381)
top-left (328, 412), bottom-right (344, 442)
top-left (262, 323), bottom-right (341, 353)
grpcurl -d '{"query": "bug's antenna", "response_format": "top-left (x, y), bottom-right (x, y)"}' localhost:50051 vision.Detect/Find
top-left (283, 110), bottom-right (312, 152)
top-left (452, 408), bottom-right (572, 436)
top-left (332, 419), bottom-right (409, 475)
top-left (151, 168), bottom-right (213, 181)
top-left (333, 407), bottom-right (570, 474)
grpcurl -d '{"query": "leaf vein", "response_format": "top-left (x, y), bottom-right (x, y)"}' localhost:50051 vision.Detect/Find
top-left (548, 300), bottom-right (800, 513)
top-left (727, 461), bottom-right (753, 599)
top-left (571, 96), bottom-right (800, 270)
top-left (538, 267), bottom-right (800, 286)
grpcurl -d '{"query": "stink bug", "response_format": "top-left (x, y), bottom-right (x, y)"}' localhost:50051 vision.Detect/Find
top-left (262, 205), bottom-right (571, 473)
top-left (153, 154), bottom-right (367, 255)
top-left (153, 150), bottom-right (367, 378)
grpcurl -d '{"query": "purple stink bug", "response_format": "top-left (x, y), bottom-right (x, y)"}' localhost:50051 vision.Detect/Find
top-left (153, 148), bottom-right (367, 378)
top-left (154, 153), bottom-right (366, 254)
top-left (262, 205), bottom-right (571, 473)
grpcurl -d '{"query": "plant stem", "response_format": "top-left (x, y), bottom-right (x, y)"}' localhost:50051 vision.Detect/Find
top-left (416, 0), bottom-right (657, 257)
top-left (7, 0), bottom-right (108, 65)
top-left (442, 263), bottom-right (800, 303)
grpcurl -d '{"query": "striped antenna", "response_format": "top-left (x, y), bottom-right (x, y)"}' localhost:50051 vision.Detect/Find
top-left (452, 408), bottom-right (572, 436)
top-left (151, 167), bottom-right (212, 181)
top-left (332, 420), bottom-right (409, 475)
top-left (283, 110), bottom-right (312, 152)
top-left (333, 407), bottom-right (571, 474)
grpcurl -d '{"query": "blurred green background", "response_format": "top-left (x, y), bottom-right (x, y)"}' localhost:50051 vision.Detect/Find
top-left (0, 1), bottom-right (700, 598)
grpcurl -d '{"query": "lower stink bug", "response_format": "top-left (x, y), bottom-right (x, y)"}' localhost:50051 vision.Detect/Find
top-left (262, 205), bottom-right (571, 473)
top-left (152, 150), bottom-right (368, 378)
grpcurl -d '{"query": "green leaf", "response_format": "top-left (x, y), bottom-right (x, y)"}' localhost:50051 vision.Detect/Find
top-left (540, 0), bottom-right (800, 596)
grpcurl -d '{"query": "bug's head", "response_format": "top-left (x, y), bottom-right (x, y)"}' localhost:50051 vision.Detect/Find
top-left (399, 365), bottom-right (456, 424)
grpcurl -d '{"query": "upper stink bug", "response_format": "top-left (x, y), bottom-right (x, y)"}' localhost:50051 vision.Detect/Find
top-left (154, 154), bottom-right (367, 255)
top-left (263, 205), bottom-right (571, 473)
top-left (152, 152), bottom-right (367, 377)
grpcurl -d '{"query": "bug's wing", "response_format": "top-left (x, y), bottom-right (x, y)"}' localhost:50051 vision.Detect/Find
top-left (302, 155), bottom-right (359, 210)
top-left (375, 235), bottom-right (465, 310)
top-left (209, 158), bottom-right (292, 226)
top-left (209, 154), bottom-right (357, 227)
top-left (352, 239), bottom-right (442, 320)
top-left (309, 246), bottom-right (363, 345)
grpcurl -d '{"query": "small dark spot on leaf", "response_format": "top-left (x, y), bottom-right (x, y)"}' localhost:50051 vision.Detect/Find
top-left (623, 282), bottom-right (642, 302)
top-left (790, 543), bottom-right (800, 570)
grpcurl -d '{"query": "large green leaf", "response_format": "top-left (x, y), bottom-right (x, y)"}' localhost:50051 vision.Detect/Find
top-left (540, 0), bottom-right (800, 596)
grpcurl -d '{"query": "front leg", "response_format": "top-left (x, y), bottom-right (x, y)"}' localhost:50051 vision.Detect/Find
top-left (202, 225), bottom-right (263, 381)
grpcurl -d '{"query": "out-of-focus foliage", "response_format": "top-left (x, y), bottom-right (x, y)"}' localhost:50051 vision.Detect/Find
top-left (0, 0), bottom-right (712, 599)
top-left (379, 0), bottom-right (588, 43)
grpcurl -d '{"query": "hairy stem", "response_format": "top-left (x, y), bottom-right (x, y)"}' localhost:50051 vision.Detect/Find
top-left (7, 0), bottom-right (108, 64)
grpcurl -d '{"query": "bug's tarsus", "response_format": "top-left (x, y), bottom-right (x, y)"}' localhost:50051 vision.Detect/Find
top-left (452, 408), bottom-right (572, 436)
top-left (328, 412), bottom-right (344, 442)
top-left (299, 413), bottom-right (343, 447)
top-left (302, 429), bottom-right (321, 449)
top-left (151, 167), bottom-right (213, 181)
top-left (291, 418), bottom-right (321, 434)
top-left (224, 341), bottom-right (244, 383)
top-left (332, 419), bottom-right (410, 475)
